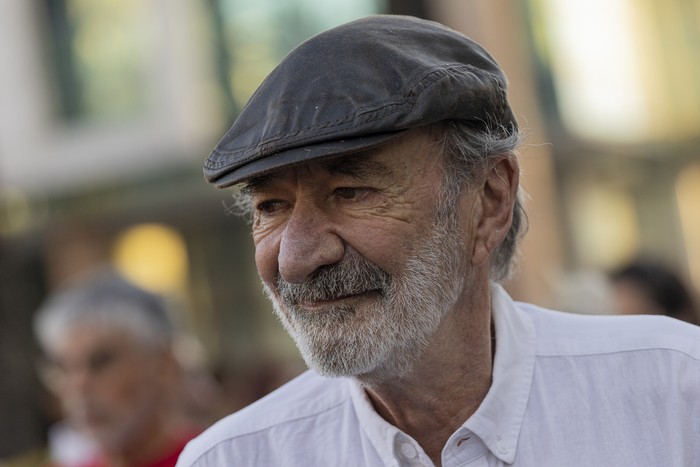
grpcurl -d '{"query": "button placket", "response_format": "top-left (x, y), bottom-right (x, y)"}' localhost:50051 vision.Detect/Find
top-left (443, 429), bottom-right (491, 466)
top-left (394, 435), bottom-right (430, 467)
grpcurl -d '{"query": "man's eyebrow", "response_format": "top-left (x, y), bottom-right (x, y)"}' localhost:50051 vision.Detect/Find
top-left (240, 176), bottom-right (274, 196)
top-left (324, 154), bottom-right (393, 180)
top-left (239, 153), bottom-right (393, 195)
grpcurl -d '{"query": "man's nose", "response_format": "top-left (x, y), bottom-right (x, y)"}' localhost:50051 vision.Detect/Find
top-left (278, 200), bottom-right (344, 284)
top-left (57, 363), bottom-right (93, 396)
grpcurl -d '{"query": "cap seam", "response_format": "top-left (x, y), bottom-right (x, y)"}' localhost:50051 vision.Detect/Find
top-left (206, 64), bottom-right (502, 170)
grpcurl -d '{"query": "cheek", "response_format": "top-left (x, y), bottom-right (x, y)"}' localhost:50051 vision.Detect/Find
top-left (101, 365), bottom-right (156, 409)
top-left (103, 378), bottom-right (140, 410)
top-left (342, 223), bottom-right (418, 274)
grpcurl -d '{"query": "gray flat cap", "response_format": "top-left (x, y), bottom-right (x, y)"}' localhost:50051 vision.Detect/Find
top-left (204, 14), bottom-right (517, 188)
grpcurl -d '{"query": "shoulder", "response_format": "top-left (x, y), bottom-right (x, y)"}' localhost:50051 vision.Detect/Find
top-left (518, 301), bottom-right (700, 359)
top-left (515, 305), bottom-right (700, 464)
top-left (176, 370), bottom-right (353, 466)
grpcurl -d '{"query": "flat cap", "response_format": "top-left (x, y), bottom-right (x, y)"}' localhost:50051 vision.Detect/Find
top-left (205, 14), bottom-right (517, 188)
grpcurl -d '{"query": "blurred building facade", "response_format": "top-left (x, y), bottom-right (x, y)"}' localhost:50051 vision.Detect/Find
top-left (1, 0), bottom-right (698, 460)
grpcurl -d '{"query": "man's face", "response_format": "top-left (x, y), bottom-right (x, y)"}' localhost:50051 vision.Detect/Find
top-left (43, 325), bottom-right (170, 453)
top-left (249, 128), bottom-right (476, 383)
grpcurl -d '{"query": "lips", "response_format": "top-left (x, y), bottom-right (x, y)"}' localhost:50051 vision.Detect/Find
top-left (72, 403), bottom-right (109, 430)
top-left (297, 290), bottom-right (381, 308)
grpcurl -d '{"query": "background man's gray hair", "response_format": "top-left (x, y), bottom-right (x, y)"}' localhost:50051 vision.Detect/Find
top-left (438, 120), bottom-right (527, 283)
top-left (34, 270), bottom-right (175, 352)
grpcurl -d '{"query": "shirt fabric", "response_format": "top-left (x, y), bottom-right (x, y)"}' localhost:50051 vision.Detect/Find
top-left (177, 285), bottom-right (700, 467)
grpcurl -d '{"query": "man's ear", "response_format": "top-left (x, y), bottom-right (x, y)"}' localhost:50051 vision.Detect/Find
top-left (470, 156), bottom-right (519, 268)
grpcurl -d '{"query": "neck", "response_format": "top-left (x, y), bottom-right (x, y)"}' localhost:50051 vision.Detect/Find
top-left (362, 283), bottom-right (494, 466)
top-left (101, 413), bottom-right (182, 467)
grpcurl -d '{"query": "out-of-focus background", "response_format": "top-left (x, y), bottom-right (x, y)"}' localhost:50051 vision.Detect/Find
top-left (1, 0), bottom-right (699, 461)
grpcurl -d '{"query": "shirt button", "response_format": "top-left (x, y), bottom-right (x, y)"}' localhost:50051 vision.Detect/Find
top-left (400, 442), bottom-right (418, 459)
top-left (496, 440), bottom-right (509, 455)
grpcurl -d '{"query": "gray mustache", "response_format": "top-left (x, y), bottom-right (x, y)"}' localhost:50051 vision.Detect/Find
top-left (277, 254), bottom-right (391, 305)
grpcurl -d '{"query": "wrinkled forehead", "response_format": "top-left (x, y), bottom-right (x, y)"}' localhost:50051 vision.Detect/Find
top-left (241, 151), bottom-right (390, 193)
top-left (46, 322), bottom-right (135, 357)
top-left (239, 125), bottom-right (445, 193)
top-left (42, 313), bottom-right (164, 359)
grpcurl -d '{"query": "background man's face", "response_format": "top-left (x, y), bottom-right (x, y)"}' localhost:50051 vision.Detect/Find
top-left (45, 325), bottom-right (170, 453)
top-left (249, 128), bottom-right (477, 382)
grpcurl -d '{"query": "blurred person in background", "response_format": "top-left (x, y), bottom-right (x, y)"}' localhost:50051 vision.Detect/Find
top-left (34, 270), bottom-right (200, 467)
top-left (610, 258), bottom-right (699, 325)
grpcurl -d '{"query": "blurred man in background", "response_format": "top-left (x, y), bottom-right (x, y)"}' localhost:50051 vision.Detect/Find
top-left (34, 271), bottom-right (198, 467)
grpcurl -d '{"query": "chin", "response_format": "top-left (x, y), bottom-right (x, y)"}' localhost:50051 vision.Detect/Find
top-left (304, 344), bottom-right (417, 388)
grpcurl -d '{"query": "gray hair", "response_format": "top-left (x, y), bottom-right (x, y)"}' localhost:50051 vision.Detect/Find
top-left (437, 120), bottom-right (527, 283)
top-left (34, 270), bottom-right (174, 353)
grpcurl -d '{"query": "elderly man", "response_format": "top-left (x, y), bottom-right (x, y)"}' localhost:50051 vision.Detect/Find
top-left (178, 15), bottom-right (700, 467)
top-left (35, 271), bottom-right (197, 467)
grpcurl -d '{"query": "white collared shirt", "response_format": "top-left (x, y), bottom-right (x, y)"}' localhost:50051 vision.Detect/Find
top-left (177, 285), bottom-right (700, 466)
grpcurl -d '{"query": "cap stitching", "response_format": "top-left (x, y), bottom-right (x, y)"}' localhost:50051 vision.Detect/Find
top-left (254, 66), bottom-right (454, 153)
top-left (206, 64), bottom-right (504, 170)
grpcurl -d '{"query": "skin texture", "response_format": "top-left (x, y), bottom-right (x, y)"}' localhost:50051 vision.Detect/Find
top-left (248, 126), bottom-right (520, 465)
top-left (44, 325), bottom-right (183, 466)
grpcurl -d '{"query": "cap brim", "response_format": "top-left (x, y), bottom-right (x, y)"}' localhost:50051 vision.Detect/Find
top-left (204, 130), bottom-right (406, 188)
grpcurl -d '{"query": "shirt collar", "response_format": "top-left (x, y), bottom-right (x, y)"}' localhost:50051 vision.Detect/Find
top-left (463, 283), bottom-right (536, 463)
top-left (348, 283), bottom-right (536, 465)
top-left (349, 378), bottom-right (423, 464)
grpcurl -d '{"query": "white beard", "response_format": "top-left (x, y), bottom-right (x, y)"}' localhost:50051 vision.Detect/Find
top-left (263, 218), bottom-right (466, 386)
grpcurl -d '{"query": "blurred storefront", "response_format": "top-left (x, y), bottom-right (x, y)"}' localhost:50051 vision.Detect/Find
top-left (1, 0), bottom-right (698, 461)
top-left (524, 0), bottom-right (700, 308)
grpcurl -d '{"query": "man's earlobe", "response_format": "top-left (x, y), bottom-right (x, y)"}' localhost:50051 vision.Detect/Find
top-left (471, 156), bottom-right (519, 268)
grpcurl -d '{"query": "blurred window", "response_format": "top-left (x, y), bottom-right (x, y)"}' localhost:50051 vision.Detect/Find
top-left (525, 0), bottom-right (700, 275)
top-left (44, 0), bottom-right (151, 121)
top-left (45, 0), bottom-right (387, 122)
top-left (527, 0), bottom-right (700, 144)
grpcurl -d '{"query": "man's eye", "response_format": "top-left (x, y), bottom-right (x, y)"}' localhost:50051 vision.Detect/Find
top-left (256, 199), bottom-right (285, 214)
top-left (87, 349), bottom-right (119, 374)
top-left (334, 187), bottom-right (369, 200)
